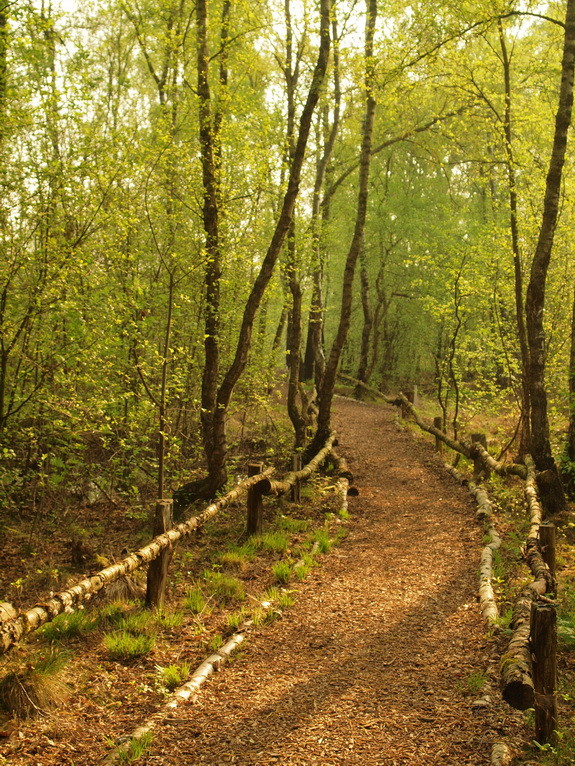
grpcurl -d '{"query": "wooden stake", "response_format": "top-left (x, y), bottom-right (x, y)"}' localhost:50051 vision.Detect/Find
top-left (291, 453), bottom-right (302, 502)
top-left (530, 602), bottom-right (558, 746)
top-left (539, 522), bottom-right (557, 593)
top-left (146, 499), bottom-right (174, 609)
top-left (471, 433), bottom-right (490, 481)
top-left (246, 463), bottom-right (264, 536)
top-left (433, 416), bottom-right (443, 453)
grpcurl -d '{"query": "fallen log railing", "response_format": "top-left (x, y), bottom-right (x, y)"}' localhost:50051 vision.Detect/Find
top-left (0, 467), bottom-right (273, 656)
top-left (500, 457), bottom-right (553, 711)
top-left (398, 393), bottom-right (528, 481)
top-left (400, 393), bottom-right (558, 740)
top-left (336, 372), bottom-right (399, 404)
top-left (445, 465), bottom-right (501, 624)
top-left (255, 435), bottom-right (336, 498)
top-left (0, 433), bottom-right (342, 656)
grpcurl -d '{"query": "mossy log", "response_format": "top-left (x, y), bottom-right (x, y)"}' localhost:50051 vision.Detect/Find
top-left (398, 393), bottom-right (473, 457)
top-left (446, 466), bottom-right (500, 623)
top-left (500, 462), bottom-right (553, 710)
top-left (0, 468), bottom-right (273, 656)
top-left (256, 433), bottom-right (335, 497)
top-left (336, 372), bottom-right (398, 403)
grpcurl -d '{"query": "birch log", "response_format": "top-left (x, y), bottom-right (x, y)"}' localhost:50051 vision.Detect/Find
top-left (0, 468), bottom-right (274, 656)
top-left (501, 460), bottom-right (552, 709)
top-left (257, 434), bottom-right (335, 497)
top-left (103, 631), bottom-right (247, 764)
top-left (446, 466), bottom-right (500, 623)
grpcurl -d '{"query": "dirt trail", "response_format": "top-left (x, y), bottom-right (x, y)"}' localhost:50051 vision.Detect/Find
top-left (147, 397), bottom-right (527, 765)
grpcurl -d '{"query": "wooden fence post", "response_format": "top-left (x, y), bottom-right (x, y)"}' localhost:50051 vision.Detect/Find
top-left (539, 522), bottom-right (557, 593)
top-left (433, 416), bottom-right (443, 453)
top-left (247, 462), bottom-right (264, 536)
top-left (145, 499), bottom-right (174, 609)
top-left (530, 602), bottom-right (558, 746)
top-left (291, 453), bottom-right (302, 502)
top-left (471, 433), bottom-right (490, 482)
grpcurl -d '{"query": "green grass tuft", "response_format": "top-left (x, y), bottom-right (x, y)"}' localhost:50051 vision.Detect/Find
top-left (155, 662), bottom-right (191, 692)
top-left (272, 560), bottom-right (292, 585)
top-left (39, 610), bottom-right (97, 642)
top-left (313, 529), bottom-right (332, 554)
top-left (184, 584), bottom-right (208, 614)
top-left (102, 630), bottom-right (155, 660)
top-left (203, 570), bottom-right (245, 603)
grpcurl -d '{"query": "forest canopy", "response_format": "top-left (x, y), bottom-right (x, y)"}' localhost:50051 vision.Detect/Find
top-left (1, 0), bottom-right (574, 511)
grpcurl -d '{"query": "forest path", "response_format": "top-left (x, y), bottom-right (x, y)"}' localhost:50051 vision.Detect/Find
top-left (149, 397), bottom-right (526, 765)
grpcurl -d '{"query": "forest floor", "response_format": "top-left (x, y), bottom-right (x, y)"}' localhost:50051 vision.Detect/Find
top-left (1, 397), bottom-right (539, 765)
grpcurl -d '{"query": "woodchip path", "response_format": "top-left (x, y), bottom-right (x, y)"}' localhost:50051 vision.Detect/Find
top-left (146, 398), bottom-right (528, 766)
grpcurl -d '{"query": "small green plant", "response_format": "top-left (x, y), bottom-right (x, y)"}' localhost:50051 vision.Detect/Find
top-left (208, 633), bottom-right (224, 652)
top-left (102, 631), bottom-right (155, 660)
top-left (465, 671), bottom-right (487, 694)
top-left (184, 584), bottom-right (208, 614)
top-left (277, 516), bottom-right (310, 533)
top-left (226, 607), bottom-right (248, 631)
top-left (272, 560), bottom-right (292, 585)
top-left (338, 507), bottom-right (350, 520)
top-left (313, 529), bottom-right (331, 554)
top-left (253, 531), bottom-right (289, 554)
top-left (155, 663), bottom-right (191, 692)
top-left (40, 609), bottom-right (96, 642)
top-left (154, 610), bottom-right (184, 631)
top-left (203, 570), bottom-right (245, 604)
top-left (219, 541), bottom-right (257, 567)
top-left (118, 611), bottom-right (156, 636)
top-left (293, 552), bottom-right (315, 581)
top-left (96, 601), bottom-right (133, 629)
top-left (532, 728), bottom-right (575, 765)
top-left (117, 732), bottom-right (154, 764)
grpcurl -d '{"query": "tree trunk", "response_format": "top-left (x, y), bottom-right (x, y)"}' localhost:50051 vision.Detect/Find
top-left (353, 245), bottom-right (373, 398)
top-left (178, 0), bottom-right (331, 501)
top-left (525, 0), bottom-right (575, 514)
top-left (303, 15), bottom-right (341, 385)
top-left (565, 286), bottom-right (575, 494)
top-left (309, 0), bottom-right (378, 454)
top-left (498, 20), bottom-right (531, 457)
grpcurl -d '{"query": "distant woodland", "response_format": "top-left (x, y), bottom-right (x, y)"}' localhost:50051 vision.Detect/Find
top-left (1, 0), bottom-right (575, 513)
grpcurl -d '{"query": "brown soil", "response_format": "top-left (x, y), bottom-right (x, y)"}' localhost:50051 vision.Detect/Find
top-left (0, 397), bottom-right (533, 765)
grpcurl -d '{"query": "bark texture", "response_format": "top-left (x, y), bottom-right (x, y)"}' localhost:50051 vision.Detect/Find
top-left (524, 0), bottom-right (575, 512)
top-left (311, 0), bottom-right (378, 454)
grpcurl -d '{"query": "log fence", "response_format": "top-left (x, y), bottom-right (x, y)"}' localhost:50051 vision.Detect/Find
top-left (397, 391), bottom-right (558, 745)
top-left (0, 433), bottom-right (349, 657)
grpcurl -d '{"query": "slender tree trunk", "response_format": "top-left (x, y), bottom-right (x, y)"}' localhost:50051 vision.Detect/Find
top-left (498, 20), bottom-right (531, 457)
top-left (175, 0), bottom-right (331, 504)
top-left (303, 13), bottom-right (341, 385)
top-left (283, 0), bottom-right (307, 449)
top-left (353, 245), bottom-right (373, 398)
top-left (310, 0), bottom-right (377, 453)
top-left (196, 0), bottom-right (228, 493)
top-left (525, 0), bottom-right (575, 513)
top-left (565, 286), bottom-right (575, 495)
